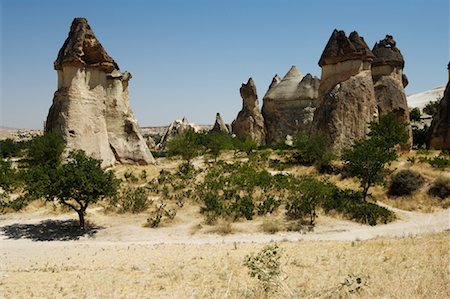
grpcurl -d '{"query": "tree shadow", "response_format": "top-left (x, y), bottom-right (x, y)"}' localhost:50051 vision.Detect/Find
top-left (0, 219), bottom-right (103, 241)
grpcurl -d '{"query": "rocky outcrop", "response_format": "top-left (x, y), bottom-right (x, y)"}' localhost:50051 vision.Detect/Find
top-left (312, 30), bottom-right (378, 152)
top-left (231, 78), bottom-right (265, 144)
top-left (157, 117), bottom-right (197, 149)
top-left (45, 18), bottom-right (154, 167)
top-left (262, 66), bottom-right (320, 144)
top-left (372, 35), bottom-right (412, 150)
top-left (428, 78), bottom-right (450, 150)
top-left (211, 113), bottom-right (230, 134)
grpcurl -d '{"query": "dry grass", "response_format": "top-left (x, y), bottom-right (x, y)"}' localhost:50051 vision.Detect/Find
top-left (1, 232), bottom-right (448, 298)
top-left (260, 217), bottom-right (284, 234)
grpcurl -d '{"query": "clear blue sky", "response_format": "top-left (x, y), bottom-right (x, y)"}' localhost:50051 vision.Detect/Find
top-left (1, 0), bottom-right (449, 129)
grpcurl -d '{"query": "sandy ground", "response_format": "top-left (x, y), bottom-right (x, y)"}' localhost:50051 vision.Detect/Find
top-left (0, 203), bottom-right (449, 298)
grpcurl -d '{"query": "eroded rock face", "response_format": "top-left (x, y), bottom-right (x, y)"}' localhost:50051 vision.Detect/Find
top-left (231, 78), bottom-right (265, 144)
top-left (312, 30), bottom-right (378, 152)
top-left (428, 80), bottom-right (450, 150)
top-left (262, 66), bottom-right (320, 144)
top-left (211, 113), bottom-right (230, 134)
top-left (45, 18), bottom-right (154, 167)
top-left (372, 35), bottom-right (412, 150)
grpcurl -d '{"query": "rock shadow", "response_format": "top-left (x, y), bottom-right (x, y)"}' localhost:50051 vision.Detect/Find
top-left (0, 219), bottom-right (102, 241)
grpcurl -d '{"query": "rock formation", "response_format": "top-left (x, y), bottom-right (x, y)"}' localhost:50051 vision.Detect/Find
top-left (45, 17), bottom-right (154, 167)
top-left (371, 35), bottom-right (412, 150)
top-left (427, 63), bottom-right (450, 150)
top-left (312, 30), bottom-right (378, 152)
top-left (157, 117), bottom-right (197, 149)
top-left (231, 78), bottom-right (265, 144)
top-left (211, 113), bottom-right (230, 134)
top-left (262, 66), bottom-right (320, 144)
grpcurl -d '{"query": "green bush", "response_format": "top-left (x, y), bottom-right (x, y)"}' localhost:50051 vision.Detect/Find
top-left (229, 195), bottom-right (254, 220)
top-left (0, 138), bottom-right (26, 158)
top-left (244, 244), bottom-right (283, 294)
top-left (428, 176), bottom-right (450, 199)
top-left (119, 187), bottom-right (149, 213)
top-left (322, 188), bottom-right (394, 226)
top-left (257, 196), bottom-right (281, 215)
top-left (293, 132), bottom-right (334, 172)
top-left (388, 169), bottom-right (424, 196)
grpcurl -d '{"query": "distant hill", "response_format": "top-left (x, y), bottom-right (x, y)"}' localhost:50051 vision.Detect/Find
top-left (407, 85), bottom-right (446, 110)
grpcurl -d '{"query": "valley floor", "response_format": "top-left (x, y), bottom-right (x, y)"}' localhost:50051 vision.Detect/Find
top-left (0, 205), bottom-right (449, 298)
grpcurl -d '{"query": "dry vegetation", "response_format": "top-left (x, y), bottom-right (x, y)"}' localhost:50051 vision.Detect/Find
top-left (1, 149), bottom-right (449, 298)
top-left (1, 232), bottom-right (448, 298)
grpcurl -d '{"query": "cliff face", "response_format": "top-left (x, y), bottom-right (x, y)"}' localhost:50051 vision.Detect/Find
top-left (372, 35), bottom-right (412, 150)
top-left (231, 78), bottom-right (265, 144)
top-left (262, 66), bottom-right (320, 145)
top-left (312, 30), bottom-right (378, 152)
top-left (46, 18), bottom-right (154, 167)
top-left (428, 79), bottom-right (450, 150)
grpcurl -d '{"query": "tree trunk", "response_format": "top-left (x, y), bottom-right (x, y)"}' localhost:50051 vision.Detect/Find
top-left (77, 210), bottom-right (85, 229)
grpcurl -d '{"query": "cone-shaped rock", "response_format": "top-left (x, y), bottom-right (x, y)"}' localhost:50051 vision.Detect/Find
top-left (211, 113), bottom-right (230, 133)
top-left (231, 78), bottom-right (265, 144)
top-left (372, 35), bottom-right (412, 150)
top-left (428, 64), bottom-right (450, 150)
top-left (45, 18), bottom-right (154, 167)
top-left (262, 66), bottom-right (320, 144)
top-left (312, 30), bottom-right (378, 152)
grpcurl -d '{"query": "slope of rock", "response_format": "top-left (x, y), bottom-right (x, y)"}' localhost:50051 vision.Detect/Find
top-left (45, 17), bottom-right (154, 167)
top-left (210, 113), bottom-right (230, 134)
top-left (262, 66), bottom-right (320, 144)
top-left (428, 79), bottom-right (450, 150)
top-left (157, 117), bottom-right (197, 149)
top-left (231, 78), bottom-right (265, 144)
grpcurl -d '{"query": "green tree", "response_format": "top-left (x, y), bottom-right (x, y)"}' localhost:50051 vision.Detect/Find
top-left (0, 159), bottom-right (20, 199)
top-left (166, 129), bottom-right (202, 166)
top-left (342, 114), bottom-right (409, 201)
top-left (293, 131), bottom-right (334, 172)
top-left (48, 150), bottom-right (119, 228)
top-left (25, 131), bottom-right (65, 168)
top-left (423, 100), bottom-right (439, 116)
top-left (409, 107), bottom-right (421, 122)
top-left (22, 132), bottom-right (65, 200)
top-left (201, 132), bottom-right (233, 161)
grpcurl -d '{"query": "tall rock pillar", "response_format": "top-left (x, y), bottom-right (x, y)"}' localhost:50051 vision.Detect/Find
top-left (372, 35), bottom-right (412, 150)
top-left (311, 30), bottom-right (378, 152)
top-left (45, 18), bottom-right (154, 167)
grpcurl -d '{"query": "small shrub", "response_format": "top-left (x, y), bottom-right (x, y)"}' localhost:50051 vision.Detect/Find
top-left (428, 176), bottom-right (450, 199)
top-left (212, 219), bottom-right (234, 235)
top-left (124, 171), bottom-right (138, 183)
top-left (388, 169), bottom-right (424, 196)
top-left (119, 187), bottom-right (149, 213)
top-left (244, 244), bottom-right (282, 294)
top-left (145, 214), bottom-right (162, 228)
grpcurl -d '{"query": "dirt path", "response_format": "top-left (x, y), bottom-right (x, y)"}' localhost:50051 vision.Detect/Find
top-left (1, 203), bottom-right (448, 245)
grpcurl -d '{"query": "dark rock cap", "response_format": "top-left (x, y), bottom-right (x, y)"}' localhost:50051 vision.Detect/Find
top-left (318, 29), bottom-right (375, 67)
top-left (372, 35), bottom-right (405, 68)
top-left (54, 17), bottom-right (119, 72)
top-left (240, 78), bottom-right (258, 100)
